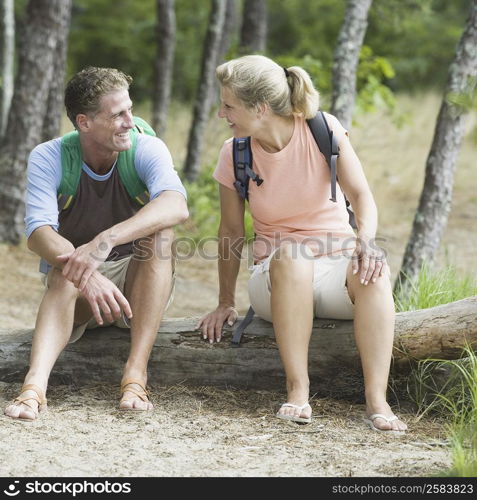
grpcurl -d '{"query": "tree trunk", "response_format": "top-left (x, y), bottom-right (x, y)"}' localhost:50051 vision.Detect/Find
top-left (0, 0), bottom-right (71, 244)
top-left (2, 296), bottom-right (476, 392)
top-left (217, 0), bottom-right (238, 64)
top-left (182, 0), bottom-right (226, 182)
top-left (152, 0), bottom-right (176, 137)
top-left (42, 0), bottom-right (72, 141)
top-left (330, 0), bottom-right (373, 131)
top-left (394, 0), bottom-right (477, 299)
top-left (213, 0), bottom-right (238, 99)
top-left (239, 0), bottom-right (267, 54)
top-left (0, 0), bottom-right (14, 139)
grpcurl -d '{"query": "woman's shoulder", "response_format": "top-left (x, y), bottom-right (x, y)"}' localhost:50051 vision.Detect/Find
top-left (320, 111), bottom-right (349, 142)
top-left (321, 112), bottom-right (347, 132)
top-left (222, 136), bottom-right (234, 148)
top-left (218, 137), bottom-right (234, 160)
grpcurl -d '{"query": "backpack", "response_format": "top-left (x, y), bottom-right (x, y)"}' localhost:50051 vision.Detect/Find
top-left (230, 110), bottom-right (356, 346)
top-left (57, 116), bottom-right (156, 211)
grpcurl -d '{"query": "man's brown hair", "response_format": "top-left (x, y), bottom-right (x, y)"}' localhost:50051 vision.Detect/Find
top-left (64, 67), bottom-right (133, 128)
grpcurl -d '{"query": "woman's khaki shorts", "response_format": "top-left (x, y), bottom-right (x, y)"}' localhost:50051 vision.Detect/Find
top-left (248, 251), bottom-right (355, 323)
top-left (43, 255), bottom-right (175, 343)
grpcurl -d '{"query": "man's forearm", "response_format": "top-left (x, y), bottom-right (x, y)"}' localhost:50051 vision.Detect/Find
top-left (27, 226), bottom-right (75, 270)
top-left (95, 191), bottom-right (188, 250)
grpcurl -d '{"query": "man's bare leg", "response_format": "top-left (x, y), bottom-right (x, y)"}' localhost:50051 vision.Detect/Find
top-left (4, 269), bottom-right (84, 420)
top-left (119, 229), bottom-right (174, 410)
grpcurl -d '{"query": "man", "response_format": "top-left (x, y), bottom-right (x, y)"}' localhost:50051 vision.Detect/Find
top-left (4, 67), bottom-right (188, 420)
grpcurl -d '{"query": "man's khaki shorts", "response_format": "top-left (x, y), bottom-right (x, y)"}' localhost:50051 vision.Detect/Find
top-left (248, 251), bottom-right (355, 323)
top-left (43, 255), bottom-right (175, 343)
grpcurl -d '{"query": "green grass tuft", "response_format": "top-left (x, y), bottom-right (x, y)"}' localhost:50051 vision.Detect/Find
top-left (395, 263), bottom-right (477, 313)
top-left (408, 345), bottom-right (477, 477)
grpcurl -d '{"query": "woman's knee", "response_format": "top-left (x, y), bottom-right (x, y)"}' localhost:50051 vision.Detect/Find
top-left (269, 243), bottom-right (314, 281)
top-left (348, 269), bottom-right (393, 301)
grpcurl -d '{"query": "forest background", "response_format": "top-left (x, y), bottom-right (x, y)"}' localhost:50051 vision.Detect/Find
top-left (0, 0), bottom-right (477, 478)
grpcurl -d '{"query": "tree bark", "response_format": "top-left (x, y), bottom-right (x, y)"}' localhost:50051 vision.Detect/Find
top-left (42, 1), bottom-right (72, 141)
top-left (394, 0), bottom-right (477, 298)
top-left (212, 0), bottom-right (238, 99)
top-left (182, 0), bottom-right (226, 182)
top-left (330, 0), bottom-right (373, 131)
top-left (239, 0), bottom-right (267, 54)
top-left (217, 0), bottom-right (238, 64)
top-left (0, 0), bottom-right (14, 139)
top-left (2, 296), bottom-right (476, 391)
top-left (152, 0), bottom-right (176, 137)
top-left (0, 0), bottom-right (71, 244)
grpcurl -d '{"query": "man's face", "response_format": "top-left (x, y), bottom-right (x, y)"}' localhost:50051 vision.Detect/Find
top-left (87, 88), bottom-right (134, 153)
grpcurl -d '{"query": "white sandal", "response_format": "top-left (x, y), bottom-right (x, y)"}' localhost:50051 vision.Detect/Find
top-left (363, 413), bottom-right (406, 434)
top-left (276, 402), bottom-right (312, 424)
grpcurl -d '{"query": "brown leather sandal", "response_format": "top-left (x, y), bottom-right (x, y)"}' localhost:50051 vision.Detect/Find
top-left (119, 379), bottom-right (153, 411)
top-left (7, 383), bottom-right (47, 421)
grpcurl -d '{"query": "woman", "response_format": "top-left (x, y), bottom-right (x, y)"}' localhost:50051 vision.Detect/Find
top-left (198, 55), bottom-right (407, 433)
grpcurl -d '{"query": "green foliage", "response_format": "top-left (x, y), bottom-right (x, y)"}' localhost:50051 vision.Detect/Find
top-left (395, 263), bottom-right (477, 313)
top-left (366, 0), bottom-right (469, 90)
top-left (173, 0), bottom-right (210, 100)
top-left (275, 48), bottom-right (401, 124)
top-left (69, 0), bottom-right (156, 100)
top-left (408, 345), bottom-right (477, 477)
top-left (399, 263), bottom-right (477, 476)
top-left (355, 46), bottom-right (397, 116)
top-left (179, 164), bottom-right (254, 242)
top-left (274, 53), bottom-right (331, 97)
top-left (68, 0), bottom-right (210, 102)
top-left (179, 164), bottom-right (220, 241)
top-left (62, 0), bottom-right (470, 104)
top-left (267, 0), bottom-right (346, 69)
top-left (268, 0), bottom-right (469, 93)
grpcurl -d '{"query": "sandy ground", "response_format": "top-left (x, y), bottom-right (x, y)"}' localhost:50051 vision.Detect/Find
top-left (0, 241), bottom-right (453, 477)
top-left (0, 382), bottom-right (451, 477)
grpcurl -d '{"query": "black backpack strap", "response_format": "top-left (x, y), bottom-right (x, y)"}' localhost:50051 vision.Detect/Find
top-left (231, 306), bottom-right (255, 347)
top-left (232, 137), bottom-right (263, 200)
top-left (306, 111), bottom-right (339, 202)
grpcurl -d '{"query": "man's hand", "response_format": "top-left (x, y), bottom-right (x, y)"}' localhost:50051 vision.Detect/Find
top-left (196, 305), bottom-right (238, 344)
top-left (351, 236), bottom-right (388, 286)
top-left (81, 270), bottom-right (132, 325)
top-left (57, 238), bottom-right (113, 291)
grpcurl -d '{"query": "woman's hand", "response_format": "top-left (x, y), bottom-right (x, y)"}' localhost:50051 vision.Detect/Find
top-left (351, 236), bottom-right (388, 286)
top-left (196, 305), bottom-right (238, 344)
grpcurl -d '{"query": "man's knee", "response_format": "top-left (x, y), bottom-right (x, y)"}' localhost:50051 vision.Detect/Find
top-left (133, 228), bottom-right (175, 264)
top-left (47, 268), bottom-right (79, 296)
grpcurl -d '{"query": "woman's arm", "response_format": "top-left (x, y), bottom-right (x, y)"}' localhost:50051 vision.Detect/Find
top-left (336, 136), bottom-right (387, 285)
top-left (197, 184), bottom-right (246, 343)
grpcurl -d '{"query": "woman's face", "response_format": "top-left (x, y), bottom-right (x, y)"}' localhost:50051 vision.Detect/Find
top-left (218, 86), bottom-right (260, 137)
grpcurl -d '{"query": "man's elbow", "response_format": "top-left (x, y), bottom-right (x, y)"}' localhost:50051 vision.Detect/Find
top-left (26, 227), bottom-right (41, 252)
top-left (176, 203), bottom-right (189, 225)
top-left (26, 236), bottom-right (34, 252)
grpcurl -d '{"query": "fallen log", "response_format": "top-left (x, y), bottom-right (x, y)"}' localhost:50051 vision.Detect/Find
top-left (1, 296), bottom-right (476, 393)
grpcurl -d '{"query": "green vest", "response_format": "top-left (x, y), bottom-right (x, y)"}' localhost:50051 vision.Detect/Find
top-left (58, 116), bottom-right (156, 210)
